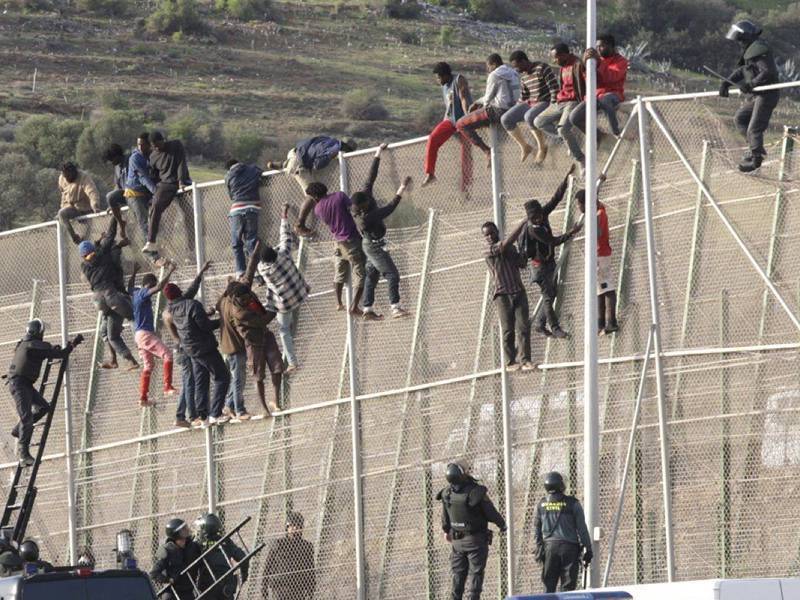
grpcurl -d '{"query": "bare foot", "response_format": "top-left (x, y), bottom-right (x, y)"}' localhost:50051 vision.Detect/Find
top-left (534, 145), bottom-right (548, 164)
top-left (484, 151), bottom-right (492, 168)
top-left (520, 144), bottom-right (533, 163)
top-left (337, 303), bottom-right (346, 312)
top-left (349, 307), bottom-right (363, 317)
top-left (267, 401), bottom-right (280, 413)
top-left (98, 361), bottom-right (118, 370)
top-left (421, 173), bottom-right (436, 187)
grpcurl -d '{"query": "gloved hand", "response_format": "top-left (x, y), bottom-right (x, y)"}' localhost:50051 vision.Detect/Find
top-left (535, 545), bottom-right (545, 564)
top-left (719, 82), bottom-right (730, 98)
top-left (582, 548), bottom-right (593, 566)
top-left (738, 82), bottom-right (753, 94)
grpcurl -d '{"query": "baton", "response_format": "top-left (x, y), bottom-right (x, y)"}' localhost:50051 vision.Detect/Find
top-left (703, 65), bottom-right (738, 87)
top-left (582, 562), bottom-right (589, 590)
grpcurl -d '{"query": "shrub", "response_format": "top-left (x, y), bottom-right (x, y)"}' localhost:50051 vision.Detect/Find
top-left (75, 110), bottom-right (146, 176)
top-left (146, 0), bottom-right (206, 36)
top-left (467, 0), bottom-right (513, 23)
top-left (383, 0), bottom-right (422, 20)
top-left (16, 115), bottom-right (86, 169)
top-left (0, 153), bottom-right (57, 230)
top-left (216, 0), bottom-right (270, 20)
top-left (77, 0), bottom-right (126, 16)
top-left (341, 90), bottom-right (390, 121)
top-left (97, 90), bottom-right (130, 111)
top-left (166, 109), bottom-right (224, 160)
top-left (439, 25), bottom-right (455, 46)
top-left (223, 125), bottom-right (268, 163)
top-left (414, 103), bottom-right (442, 134)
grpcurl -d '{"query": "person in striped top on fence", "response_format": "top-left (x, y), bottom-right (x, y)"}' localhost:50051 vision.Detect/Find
top-left (502, 50), bottom-right (560, 164)
top-left (225, 158), bottom-right (265, 279)
top-left (257, 203), bottom-right (310, 373)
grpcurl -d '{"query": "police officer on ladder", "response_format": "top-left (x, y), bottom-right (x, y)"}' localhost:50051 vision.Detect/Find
top-left (534, 471), bottom-right (592, 593)
top-left (5, 319), bottom-right (81, 466)
top-left (436, 461), bottom-right (506, 600)
top-left (719, 20), bottom-right (780, 173)
top-left (194, 513), bottom-right (248, 600)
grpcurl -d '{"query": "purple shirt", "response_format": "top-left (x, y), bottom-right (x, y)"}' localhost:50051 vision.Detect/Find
top-left (314, 192), bottom-right (359, 242)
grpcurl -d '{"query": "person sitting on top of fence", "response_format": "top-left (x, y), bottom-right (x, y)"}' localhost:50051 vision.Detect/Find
top-left (103, 142), bottom-right (152, 243)
top-left (296, 182), bottom-right (367, 316)
top-left (502, 50), bottom-right (559, 164)
top-left (257, 203), bottom-right (310, 374)
top-left (422, 61), bottom-right (474, 190)
top-left (225, 158), bottom-right (266, 280)
top-left (78, 218), bottom-right (140, 371)
top-left (351, 143), bottom-right (412, 320)
top-left (267, 135), bottom-right (357, 196)
top-left (57, 161), bottom-right (102, 245)
top-left (533, 43), bottom-right (587, 175)
top-left (142, 131), bottom-right (193, 260)
top-left (718, 20), bottom-right (781, 173)
top-left (572, 34), bottom-right (629, 139)
top-left (575, 189), bottom-right (619, 335)
top-left (456, 53), bottom-right (521, 168)
top-left (129, 261), bottom-right (178, 408)
top-left (519, 165), bottom-right (582, 340)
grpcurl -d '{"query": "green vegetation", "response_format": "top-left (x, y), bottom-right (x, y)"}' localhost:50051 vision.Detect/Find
top-left (147, 0), bottom-right (206, 35)
top-left (341, 90), bottom-right (391, 121)
top-left (215, 0), bottom-right (271, 20)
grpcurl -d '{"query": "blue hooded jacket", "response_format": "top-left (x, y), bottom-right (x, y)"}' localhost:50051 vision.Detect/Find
top-left (295, 136), bottom-right (342, 171)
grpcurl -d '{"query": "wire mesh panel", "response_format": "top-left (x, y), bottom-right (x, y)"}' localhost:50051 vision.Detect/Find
top-left (0, 92), bottom-right (799, 597)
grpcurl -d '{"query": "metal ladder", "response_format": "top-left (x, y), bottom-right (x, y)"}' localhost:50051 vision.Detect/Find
top-left (1, 354), bottom-right (69, 545)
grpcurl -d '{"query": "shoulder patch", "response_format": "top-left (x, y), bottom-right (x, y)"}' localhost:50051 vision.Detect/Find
top-left (744, 41), bottom-right (770, 60)
top-left (467, 484), bottom-right (487, 506)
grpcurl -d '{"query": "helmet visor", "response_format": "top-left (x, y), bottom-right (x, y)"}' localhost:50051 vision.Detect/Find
top-left (725, 24), bottom-right (743, 41)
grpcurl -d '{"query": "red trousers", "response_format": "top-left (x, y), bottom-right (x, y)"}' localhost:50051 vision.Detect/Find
top-left (424, 120), bottom-right (473, 191)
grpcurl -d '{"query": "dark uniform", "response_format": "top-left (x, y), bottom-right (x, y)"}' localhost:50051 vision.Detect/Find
top-left (195, 513), bottom-right (248, 600)
top-left (533, 472), bottom-right (592, 593)
top-left (6, 321), bottom-right (72, 464)
top-left (437, 463), bottom-right (506, 600)
top-left (720, 20), bottom-right (780, 172)
top-left (150, 531), bottom-right (202, 599)
top-left (262, 512), bottom-right (316, 600)
top-left (0, 541), bottom-right (23, 577)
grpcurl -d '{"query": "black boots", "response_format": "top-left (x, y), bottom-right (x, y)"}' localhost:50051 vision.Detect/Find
top-left (739, 150), bottom-right (764, 173)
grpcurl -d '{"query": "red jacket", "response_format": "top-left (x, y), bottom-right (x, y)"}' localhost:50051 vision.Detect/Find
top-left (597, 202), bottom-right (612, 257)
top-left (556, 56), bottom-right (585, 103)
top-left (597, 53), bottom-right (628, 101)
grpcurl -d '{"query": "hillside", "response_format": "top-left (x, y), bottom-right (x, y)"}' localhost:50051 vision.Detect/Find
top-left (0, 0), bottom-right (798, 229)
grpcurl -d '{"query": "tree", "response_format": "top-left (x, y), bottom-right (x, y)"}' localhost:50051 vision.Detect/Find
top-left (0, 153), bottom-right (58, 230)
top-left (16, 115), bottom-right (86, 169)
top-left (146, 0), bottom-right (206, 35)
top-left (75, 110), bottom-right (147, 178)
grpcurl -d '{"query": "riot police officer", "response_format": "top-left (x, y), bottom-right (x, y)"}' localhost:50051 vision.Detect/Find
top-left (533, 471), bottom-right (592, 593)
top-left (0, 539), bottom-right (22, 577)
top-left (719, 20), bottom-right (780, 172)
top-left (436, 461), bottom-right (506, 600)
top-left (150, 518), bottom-right (202, 599)
top-left (5, 320), bottom-right (81, 466)
top-left (194, 513), bottom-right (248, 600)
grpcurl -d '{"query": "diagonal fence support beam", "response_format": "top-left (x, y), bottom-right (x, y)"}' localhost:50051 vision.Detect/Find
top-left (602, 325), bottom-right (654, 586)
top-left (377, 208), bottom-right (437, 600)
top-left (637, 96), bottom-right (675, 581)
top-left (645, 102), bottom-right (800, 332)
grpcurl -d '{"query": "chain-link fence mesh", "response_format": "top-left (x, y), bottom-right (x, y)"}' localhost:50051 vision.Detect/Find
top-left (1, 92), bottom-right (799, 597)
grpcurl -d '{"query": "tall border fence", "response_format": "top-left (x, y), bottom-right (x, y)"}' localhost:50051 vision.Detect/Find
top-left (1, 88), bottom-right (800, 598)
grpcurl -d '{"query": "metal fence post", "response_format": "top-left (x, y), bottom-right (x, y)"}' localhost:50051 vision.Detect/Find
top-left (28, 279), bottom-right (41, 320)
top-left (490, 125), bottom-right (514, 595)
top-left (719, 289), bottom-right (731, 578)
top-left (637, 97), bottom-right (675, 581)
top-left (56, 223), bottom-right (78, 564)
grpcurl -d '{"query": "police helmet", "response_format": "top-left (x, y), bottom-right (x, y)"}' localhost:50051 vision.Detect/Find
top-left (445, 462), bottom-right (467, 485)
top-left (19, 540), bottom-right (39, 562)
top-left (165, 518), bottom-right (190, 541)
top-left (195, 513), bottom-right (223, 543)
top-left (543, 471), bottom-right (566, 493)
top-left (286, 511), bottom-right (305, 530)
top-left (26, 319), bottom-right (45, 340)
top-left (726, 20), bottom-right (762, 43)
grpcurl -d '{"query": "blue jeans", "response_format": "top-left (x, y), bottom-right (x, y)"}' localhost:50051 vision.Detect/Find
top-left (176, 349), bottom-right (197, 421)
top-left (224, 351), bottom-right (247, 414)
top-left (229, 209), bottom-right (260, 276)
top-left (276, 310), bottom-right (297, 366)
top-left (107, 189), bottom-right (151, 239)
top-left (363, 238), bottom-right (400, 308)
top-left (569, 93), bottom-right (623, 135)
top-left (191, 350), bottom-right (231, 419)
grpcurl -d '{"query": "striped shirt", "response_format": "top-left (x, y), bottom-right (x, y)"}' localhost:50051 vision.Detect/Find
top-left (257, 218), bottom-right (310, 313)
top-left (519, 62), bottom-right (559, 104)
top-left (484, 241), bottom-right (524, 297)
